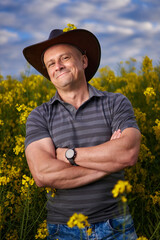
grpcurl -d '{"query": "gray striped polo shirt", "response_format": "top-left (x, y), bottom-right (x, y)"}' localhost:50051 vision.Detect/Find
top-left (25, 84), bottom-right (139, 224)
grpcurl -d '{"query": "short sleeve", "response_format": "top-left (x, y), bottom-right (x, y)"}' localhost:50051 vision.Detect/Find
top-left (25, 106), bottom-right (51, 149)
top-left (111, 93), bottom-right (139, 133)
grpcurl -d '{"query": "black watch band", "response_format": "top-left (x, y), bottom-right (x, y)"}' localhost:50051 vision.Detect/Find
top-left (65, 148), bottom-right (78, 166)
top-left (68, 158), bottom-right (78, 166)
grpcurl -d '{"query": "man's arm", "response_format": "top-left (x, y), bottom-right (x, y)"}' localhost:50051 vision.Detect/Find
top-left (56, 128), bottom-right (141, 173)
top-left (25, 137), bottom-right (107, 189)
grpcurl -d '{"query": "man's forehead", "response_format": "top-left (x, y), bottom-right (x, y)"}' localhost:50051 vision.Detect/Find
top-left (44, 43), bottom-right (83, 57)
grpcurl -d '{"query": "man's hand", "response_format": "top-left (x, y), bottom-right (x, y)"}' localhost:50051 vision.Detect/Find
top-left (110, 129), bottom-right (121, 140)
top-left (56, 129), bottom-right (122, 163)
top-left (56, 147), bottom-right (68, 163)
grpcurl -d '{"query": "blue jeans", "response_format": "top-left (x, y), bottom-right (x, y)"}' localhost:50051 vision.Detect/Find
top-left (47, 214), bottom-right (138, 240)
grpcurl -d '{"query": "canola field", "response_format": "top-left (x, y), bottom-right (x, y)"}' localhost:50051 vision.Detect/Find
top-left (0, 56), bottom-right (160, 239)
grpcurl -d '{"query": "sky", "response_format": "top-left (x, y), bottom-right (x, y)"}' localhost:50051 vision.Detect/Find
top-left (0, 0), bottom-right (160, 79)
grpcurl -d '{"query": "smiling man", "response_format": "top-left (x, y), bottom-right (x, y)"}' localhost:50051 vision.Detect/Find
top-left (43, 44), bottom-right (89, 107)
top-left (23, 26), bottom-right (141, 240)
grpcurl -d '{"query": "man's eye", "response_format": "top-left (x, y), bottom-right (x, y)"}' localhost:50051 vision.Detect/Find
top-left (62, 55), bottom-right (70, 61)
top-left (48, 62), bottom-right (55, 68)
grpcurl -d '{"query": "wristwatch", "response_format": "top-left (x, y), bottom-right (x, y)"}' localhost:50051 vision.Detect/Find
top-left (65, 148), bottom-right (78, 166)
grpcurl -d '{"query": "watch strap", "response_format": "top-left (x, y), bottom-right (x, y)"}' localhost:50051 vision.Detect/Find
top-left (68, 157), bottom-right (79, 166)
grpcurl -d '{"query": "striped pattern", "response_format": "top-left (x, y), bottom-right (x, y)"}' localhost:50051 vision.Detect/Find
top-left (25, 84), bottom-right (139, 224)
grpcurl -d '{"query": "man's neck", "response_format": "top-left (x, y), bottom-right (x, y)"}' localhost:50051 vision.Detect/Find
top-left (57, 83), bottom-right (89, 109)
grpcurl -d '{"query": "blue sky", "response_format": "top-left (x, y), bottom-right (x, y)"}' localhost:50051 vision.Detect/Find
top-left (0, 0), bottom-right (160, 78)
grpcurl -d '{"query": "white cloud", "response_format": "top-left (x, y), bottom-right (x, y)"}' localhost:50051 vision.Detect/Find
top-left (0, 0), bottom-right (16, 6)
top-left (106, 25), bottom-right (133, 35)
top-left (80, 22), bottom-right (134, 36)
top-left (115, 18), bottom-right (153, 31)
top-left (65, 2), bottom-right (97, 20)
top-left (0, 12), bottom-right (17, 27)
top-left (64, 0), bottom-right (132, 23)
top-left (25, 0), bottom-right (69, 15)
top-left (0, 29), bottom-right (19, 45)
top-left (137, 22), bottom-right (153, 31)
top-left (100, 0), bottom-right (131, 11)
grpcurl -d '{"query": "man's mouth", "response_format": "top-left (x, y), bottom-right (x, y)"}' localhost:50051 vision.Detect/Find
top-left (56, 71), bottom-right (69, 79)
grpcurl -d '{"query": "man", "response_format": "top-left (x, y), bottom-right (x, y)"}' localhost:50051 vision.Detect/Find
top-left (23, 26), bottom-right (141, 240)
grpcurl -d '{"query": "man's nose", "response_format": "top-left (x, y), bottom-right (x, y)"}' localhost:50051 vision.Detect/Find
top-left (55, 61), bottom-right (64, 71)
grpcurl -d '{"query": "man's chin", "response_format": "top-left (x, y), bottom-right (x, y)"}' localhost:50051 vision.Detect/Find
top-left (55, 79), bottom-right (74, 89)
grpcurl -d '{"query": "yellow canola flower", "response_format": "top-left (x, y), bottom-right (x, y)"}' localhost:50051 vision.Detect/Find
top-left (67, 213), bottom-right (90, 229)
top-left (150, 191), bottom-right (160, 205)
top-left (22, 174), bottom-right (35, 187)
top-left (0, 176), bottom-right (10, 185)
top-left (137, 237), bottom-right (148, 240)
top-left (13, 135), bottom-right (25, 155)
top-left (63, 23), bottom-right (77, 32)
top-left (142, 56), bottom-right (153, 73)
top-left (153, 119), bottom-right (160, 142)
top-left (20, 175), bottom-right (35, 201)
top-left (155, 119), bottom-right (160, 127)
top-left (112, 180), bottom-right (132, 202)
top-left (0, 119), bottom-right (4, 126)
top-left (45, 187), bottom-right (56, 197)
top-left (35, 220), bottom-right (49, 239)
top-left (16, 103), bottom-right (35, 124)
top-left (86, 227), bottom-right (92, 236)
top-left (144, 87), bottom-right (156, 97)
top-left (121, 196), bottom-right (127, 203)
top-left (5, 229), bottom-right (18, 240)
top-left (6, 191), bottom-right (15, 204)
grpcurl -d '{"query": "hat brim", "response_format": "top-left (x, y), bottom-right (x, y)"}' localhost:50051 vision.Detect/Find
top-left (23, 29), bottom-right (101, 82)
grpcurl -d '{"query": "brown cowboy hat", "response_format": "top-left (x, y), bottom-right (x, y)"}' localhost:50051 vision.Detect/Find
top-left (23, 28), bottom-right (101, 81)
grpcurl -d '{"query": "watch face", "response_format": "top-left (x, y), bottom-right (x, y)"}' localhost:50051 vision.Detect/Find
top-left (66, 149), bottom-right (74, 158)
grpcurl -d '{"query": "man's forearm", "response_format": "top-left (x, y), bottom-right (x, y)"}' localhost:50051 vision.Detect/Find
top-left (37, 158), bottom-right (107, 189)
top-left (46, 165), bottom-right (107, 189)
top-left (56, 128), bottom-right (141, 173)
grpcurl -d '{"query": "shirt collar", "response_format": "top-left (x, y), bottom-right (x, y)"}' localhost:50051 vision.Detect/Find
top-left (88, 83), bottom-right (104, 98)
top-left (49, 83), bottom-right (104, 105)
top-left (49, 91), bottom-right (62, 105)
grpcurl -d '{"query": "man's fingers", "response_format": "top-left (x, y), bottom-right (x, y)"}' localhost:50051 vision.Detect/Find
top-left (110, 129), bottom-right (121, 140)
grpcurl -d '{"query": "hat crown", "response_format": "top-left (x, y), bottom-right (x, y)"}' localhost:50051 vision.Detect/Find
top-left (48, 29), bottom-right (63, 40)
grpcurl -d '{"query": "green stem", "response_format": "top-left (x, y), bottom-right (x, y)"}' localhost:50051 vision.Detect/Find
top-left (123, 199), bottom-right (127, 240)
top-left (149, 221), bottom-right (160, 240)
top-left (23, 186), bottom-right (30, 239)
top-left (20, 201), bottom-right (26, 239)
top-left (25, 202), bottom-right (47, 237)
top-left (20, 186), bottom-right (30, 239)
top-left (80, 229), bottom-right (82, 240)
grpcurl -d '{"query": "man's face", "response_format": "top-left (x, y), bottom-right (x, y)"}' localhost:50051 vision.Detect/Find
top-left (43, 44), bottom-right (88, 91)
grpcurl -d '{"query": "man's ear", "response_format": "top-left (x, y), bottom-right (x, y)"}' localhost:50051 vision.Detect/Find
top-left (82, 55), bottom-right (88, 69)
